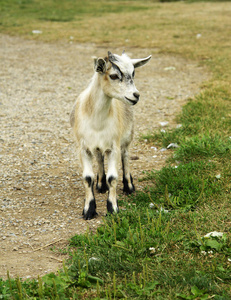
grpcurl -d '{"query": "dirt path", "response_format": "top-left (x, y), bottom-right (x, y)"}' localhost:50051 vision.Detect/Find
top-left (0, 34), bottom-right (207, 279)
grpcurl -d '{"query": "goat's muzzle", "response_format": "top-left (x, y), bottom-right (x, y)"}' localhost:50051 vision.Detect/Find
top-left (125, 97), bottom-right (139, 105)
top-left (133, 92), bottom-right (140, 101)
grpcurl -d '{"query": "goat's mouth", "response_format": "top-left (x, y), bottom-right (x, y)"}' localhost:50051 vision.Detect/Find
top-left (125, 97), bottom-right (138, 105)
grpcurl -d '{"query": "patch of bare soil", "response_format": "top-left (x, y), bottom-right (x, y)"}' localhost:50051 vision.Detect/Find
top-left (0, 34), bottom-right (208, 279)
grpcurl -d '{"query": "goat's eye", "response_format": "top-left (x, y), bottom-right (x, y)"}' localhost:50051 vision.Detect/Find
top-left (109, 74), bottom-right (119, 80)
top-left (132, 70), bottom-right (135, 78)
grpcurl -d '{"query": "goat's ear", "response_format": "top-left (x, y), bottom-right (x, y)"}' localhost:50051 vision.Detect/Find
top-left (92, 56), bottom-right (98, 68)
top-left (132, 55), bottom-right (152, 69)
top-left (108, 51), bottom-right (117, 63)
top-left (94, 58), bottom-right (107, 74)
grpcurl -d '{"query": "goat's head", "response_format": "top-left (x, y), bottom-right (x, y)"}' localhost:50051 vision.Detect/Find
top-left (94, 51), bottom-right (151, 105)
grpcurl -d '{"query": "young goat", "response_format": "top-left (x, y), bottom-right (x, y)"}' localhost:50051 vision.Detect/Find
top-left (70, 51), bottom-right (151, 220)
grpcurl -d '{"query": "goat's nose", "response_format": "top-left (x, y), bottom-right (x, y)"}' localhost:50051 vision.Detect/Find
top-left (133, 92), bottom-right (140, 100)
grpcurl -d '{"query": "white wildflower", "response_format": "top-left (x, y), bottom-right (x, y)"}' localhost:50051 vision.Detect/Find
top-left (204, 231), bottom-right (224, 238)
top-left (157, 206), bottom-right (169, 213)
top-left (89, 257), bottom-right (100, 263)
top-left (149, 247), bottom-right (156, 254)
top-left (149, 203), bottom-right (155, 209)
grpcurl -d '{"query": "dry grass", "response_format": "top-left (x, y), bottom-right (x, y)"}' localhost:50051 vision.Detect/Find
top-left (2, 2), bottom-right (231, 87)
top-left (1, 2), bottom-right (230, 60)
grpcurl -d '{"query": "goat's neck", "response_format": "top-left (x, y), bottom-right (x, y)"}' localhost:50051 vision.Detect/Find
top-left (89, 74), bottom-right (112, 118)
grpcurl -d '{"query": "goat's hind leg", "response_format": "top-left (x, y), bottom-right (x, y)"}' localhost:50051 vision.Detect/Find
top-left (95, 149), bottom-right (108, 194)
top-left (81, 149), bottom-right (97, 220)
top-left (121, 147), bottom-right (135, 194)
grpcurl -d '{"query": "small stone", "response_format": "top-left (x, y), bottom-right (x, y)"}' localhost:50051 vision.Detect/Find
top-left (130, 156), bottom-right (139, 160)
top-left (164, 66), bottom-right (176, 71)
top-left (167, 143), bottom-right (179, 149)
top-left (159, 121), bottom-right (169, 127)
top-left (151, 146), bottom-right (157, 151)
top-left (32, 30), bottom-right (43, 34)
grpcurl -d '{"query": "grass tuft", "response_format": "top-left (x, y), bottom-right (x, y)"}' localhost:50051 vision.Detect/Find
top-left (139, 160), bottom-right (222, 210)
top-left (174, 134), bottom-right (231, 162)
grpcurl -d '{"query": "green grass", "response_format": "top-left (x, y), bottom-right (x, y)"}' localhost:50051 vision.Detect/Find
top-left (1, 206), bottom-right (230, 298)
top-left (67, 206), bottom-right (230, 299)
top-left (0, 0), bottom-right (231, 299)
top-left (139, 160), bottom-right (222, 209)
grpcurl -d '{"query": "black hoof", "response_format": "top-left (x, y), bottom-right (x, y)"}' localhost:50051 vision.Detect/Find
top-left (123, 174), bottom-right (135, 195)
top-left (83, 199), bottom-right (97, 220)
top-left (106, 199), bottom-right (119, 215)
top-left (96, 174), bottom-right (108, 194)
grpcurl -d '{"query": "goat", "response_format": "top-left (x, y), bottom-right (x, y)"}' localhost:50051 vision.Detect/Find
top-left (70, 51), bottom-right (151, 220)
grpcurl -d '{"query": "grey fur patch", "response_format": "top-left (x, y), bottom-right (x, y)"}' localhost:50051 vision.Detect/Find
top-left (108, 51), bottom-right (118, 63)
top-left (111, 62), bottom-right (123, 80)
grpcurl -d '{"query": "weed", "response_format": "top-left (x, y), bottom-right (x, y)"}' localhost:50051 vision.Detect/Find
top-left (191, 231), bottom-right (229, 254)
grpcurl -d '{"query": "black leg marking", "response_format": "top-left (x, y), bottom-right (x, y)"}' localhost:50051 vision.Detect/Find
top-left (108, 175), bottom-right (116, 186)
top-left (107, 199), bottom-right (114, 214)
top-left (123, 174), bottom-right (135, 194)
top-left (107, 199), bottom-right (119, 215)
top-left (83, 199), bottom-right (97, 220)
top-left (84, 176), bottom-right (94, 195)
top-left (85, 176), bottom-right (92, 187)
top-left (96, 173), bottom-right (108, 194)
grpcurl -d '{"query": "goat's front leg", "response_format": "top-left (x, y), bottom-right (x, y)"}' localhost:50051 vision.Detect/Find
top-left (106, 147), bottom-right (120, 214)
top-left (80, 148), bottom-right (97, 220)
top-left (95, 149), bottom-right (108, 194)
top-left (121, 147), bottom-right (135, 194)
